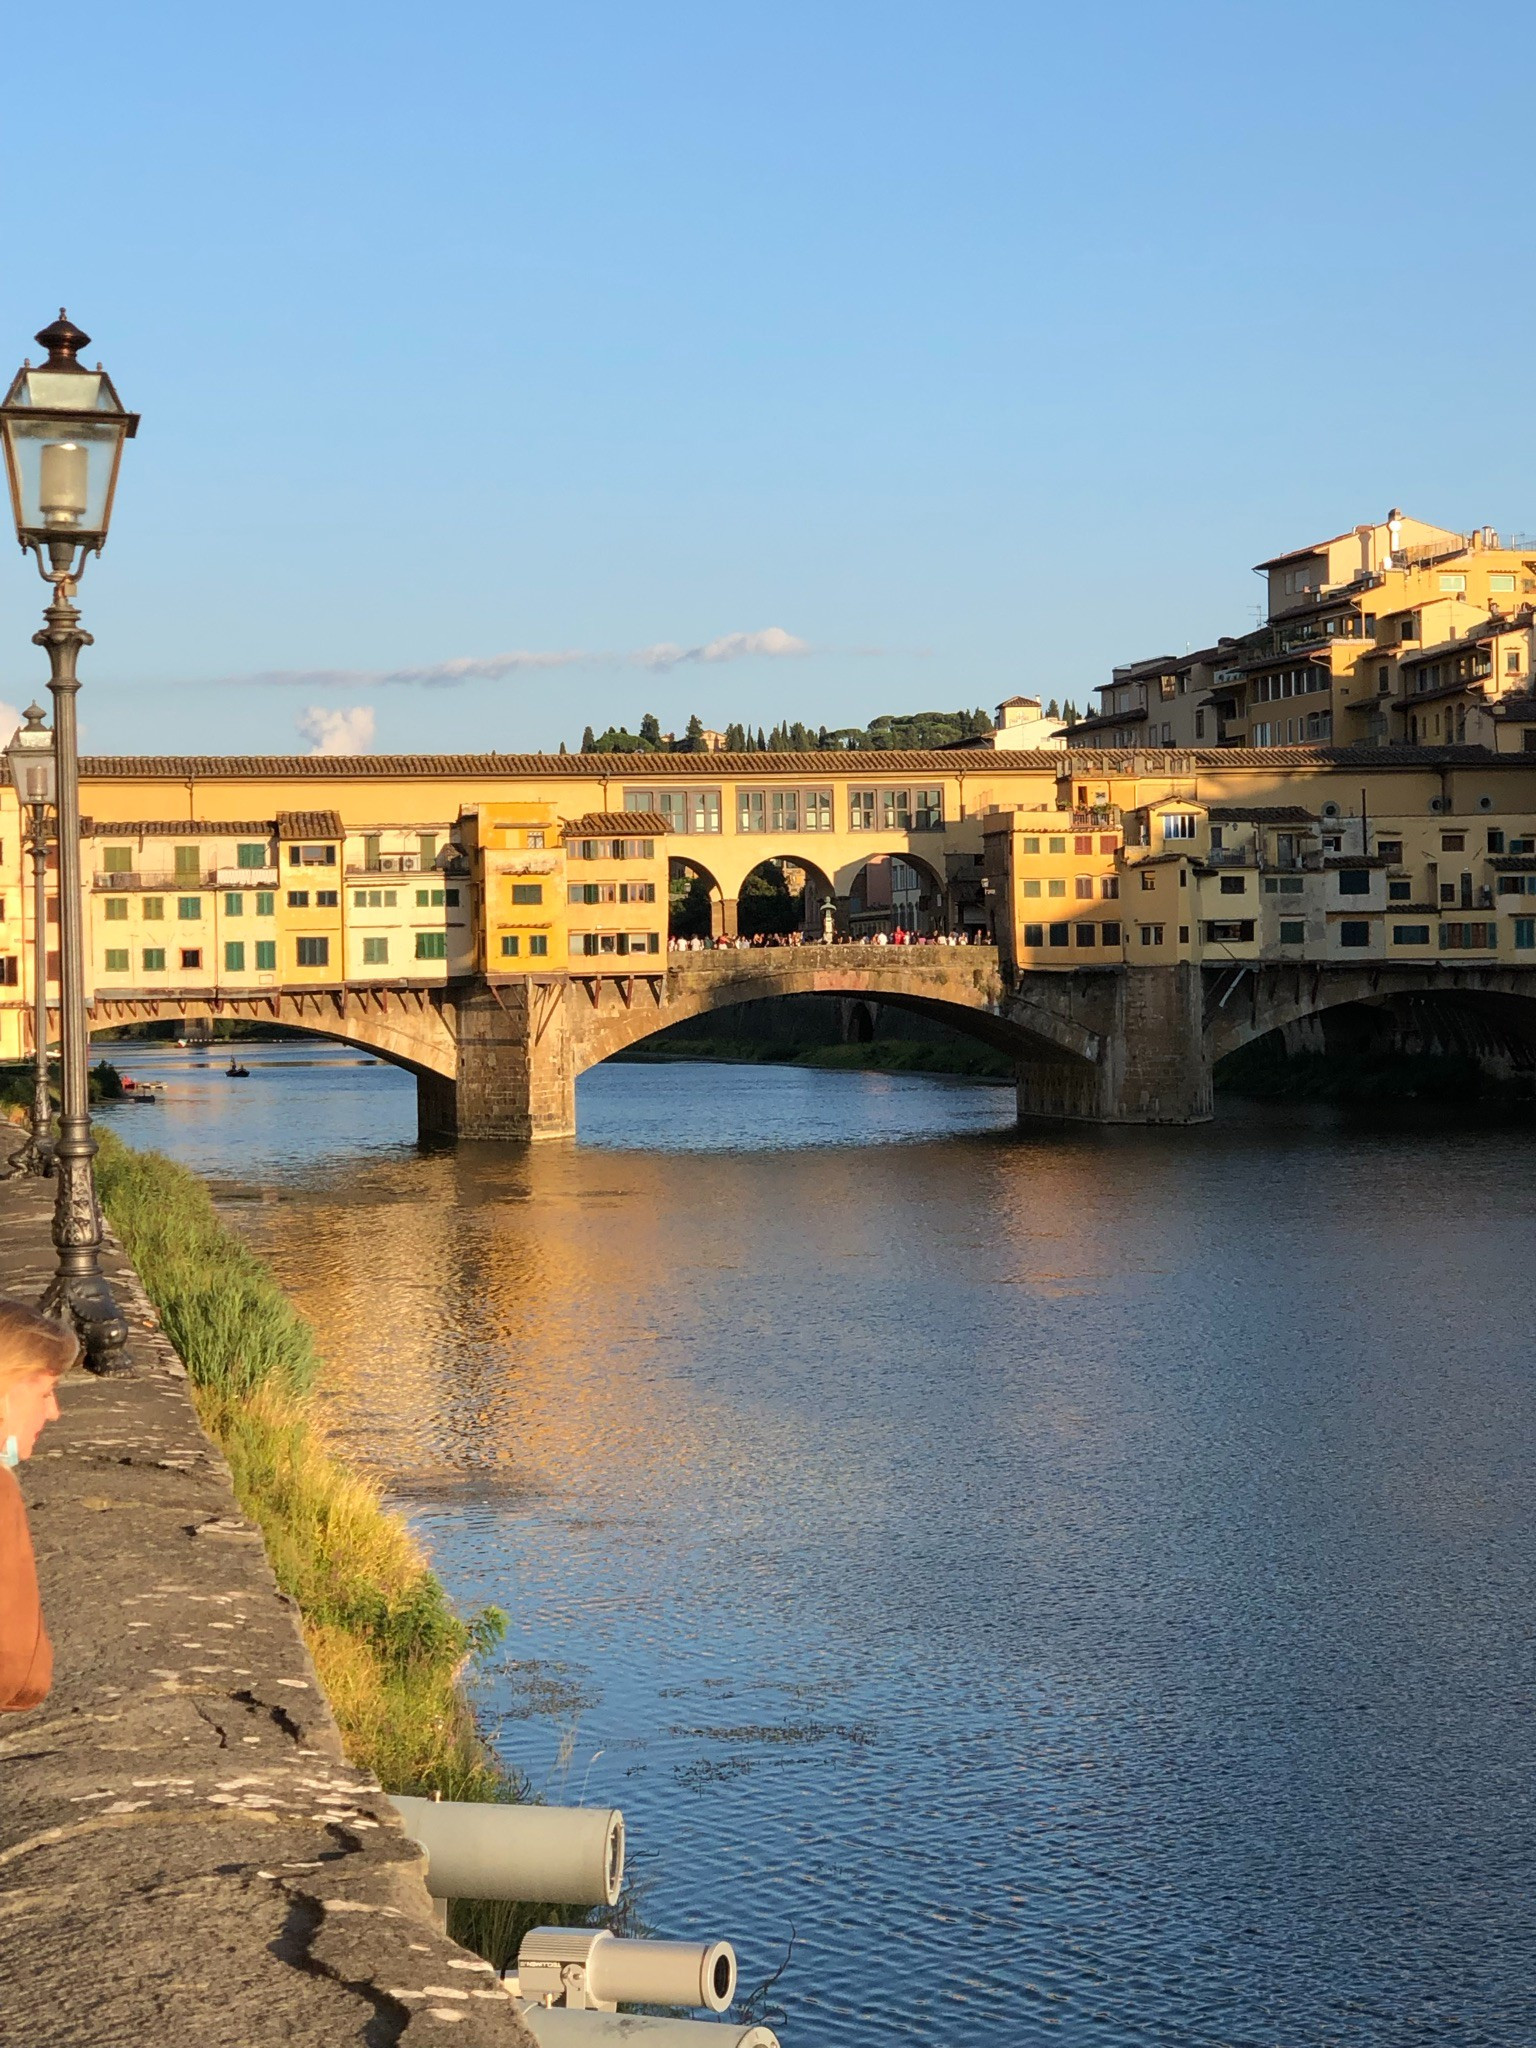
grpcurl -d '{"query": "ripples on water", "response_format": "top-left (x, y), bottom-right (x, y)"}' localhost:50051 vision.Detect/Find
top-left (100, 1045), bottom-right (1536, 2045)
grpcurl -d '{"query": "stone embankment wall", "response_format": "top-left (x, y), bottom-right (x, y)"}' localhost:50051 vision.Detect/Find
top-left (0, 1176), bottom-right (535, 2048)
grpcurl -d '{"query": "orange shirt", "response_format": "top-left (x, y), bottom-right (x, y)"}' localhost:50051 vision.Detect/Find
top-left (0, 1463), bottom-right (51, 1711)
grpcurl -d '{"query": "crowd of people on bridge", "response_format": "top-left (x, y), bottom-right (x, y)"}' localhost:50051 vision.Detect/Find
top-left (667, 927), bottom-right (993, 951)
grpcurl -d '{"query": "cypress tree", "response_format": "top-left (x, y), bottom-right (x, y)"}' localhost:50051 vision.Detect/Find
top-left (580, 725), bottom-right (596, 753)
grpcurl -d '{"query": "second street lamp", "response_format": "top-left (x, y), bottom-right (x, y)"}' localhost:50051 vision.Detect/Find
top-left (5, 705), bottom-right (57, 1179)
top-left (0, 313), bottom-right (137, 1370)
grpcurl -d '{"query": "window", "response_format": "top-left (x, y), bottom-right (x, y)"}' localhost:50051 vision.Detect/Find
top-left (1141, 871), bottom-right (1157, 891)
top-left (101, 845), bottom-right (132, 873)
top-left (255, 892), bottom-right (274, 917)
top-left (224, 892), bottom-right (243, 916)
top-left (1393, 925), bottom-right (1431, 945)
top-left (1489, 573), bottom-right (1516, 593)
top-left (881, 788), bottom-right (911, 832)
top-left (177, 897), bottom-right (202, 921)
top-left (362, 835), bottom-right (381, 869)
top-left (1162, 812), bottom-right (1198, 840)
top-left (1440, 833), bottom-right (1465, 852)
top-left (419, 834), bottom-right (438, 867)
top-left (1389, 880), bottom-right (1412, 902)
top-left (1074, 876), bottom-right (1094, 899)
top-left (1508, 651), bottom-right (1523, 674)
top-left (255, 940), bottom-right (276, 971)
top-left (1439, 922), bottom-right (1497, 950)
top-left (141, 948), bottom-right (165, 972)
top-left (415, 931), bottom-right (447, 960)
top-left (1075, 924), bottom-right (1096, 946)
top-left (1337, 870), bottom-right (1371, 896)
top-left (1209, 827), bottom-right (1224, 850)
top-left (527, 830), bottom-right (545, 849)
top-left (529, 934), bottom-right (548, 956)
top-left (1377, 666), bottom-right (1390, 694)
top-left (849, 790), bottom-right (876, 831)
top-left (174, 845), bottom-right (200, 878)
top-left (1515, 920), bottom-right (1536, 951)
top-left (288, 890), bottom-right (309, 908)
top-left (289, 844), bottom-right (336, 866)
top-left (1204, 920), bottom-right (1255, 943)
top-left (236, 843), bottom-right (267, 869)
top-left (104, 948), bottom-right (128, 972)
top-left (142, 897), bottom-right (164, 921)
top-left (1022, 836), bottom-right (1040, 854)
top-left (1022, 879), bottom-right (1041, 899)
top-left (805, 790), bottom-right (833, 830)
top-left (1047, 878), bottom-right (1066, 898)
top-left (1075, 834), bottom-right (1094, 855)
top-left (177, 948), bottom-right (201, 970)
top-left (1194, 709), bottom-right (1205, 739)
top-left (315, 890), bottom-right (338, 907)
top-left (353, 891), bottom-right (367, 907)
top-left (1022, 923), bottom-right (1044, 947)
top-left (224, 941), bottom-right (245, 971)
top-left (1139, 924), bottom-right (1164, 945)
top-left (512, 883), bottom-right (543, 905)
top-left (1101, 921), bottom-right (1121, 946)
top-left (1338, 921), bottom-right (1372, 948)
top-left (1488, 831), bottom-right (1506, 854)
top-left (1048, 923), bottom-right (1070, 946)
top-left (499, 934), bottom-right (520, 958)
top-left (1401, 616), bottom-right (1419, 641)
top-left (1439, 573), bottom-right (1467, 592)
top-left (362, 936), bottom-right (389, 964)
top-left (296, 937), bottom-right (329, 967)
top-left (1377, 839), bottom-right (1402, 861)
top-left (1101, 876), bottom-right (1119, 899)
top-left (1279, 920), bottom-right (1305, 944)
top-left (1219, 875), bottom-right (1246, 895)
top-left (104, 898), bottom-right (128, 921)
top-left (618, 881), bottom-right (654, 903)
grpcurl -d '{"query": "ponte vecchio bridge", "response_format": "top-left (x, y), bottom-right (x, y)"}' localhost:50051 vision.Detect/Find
top-left (8, 741), bottom-right (1536, 1136)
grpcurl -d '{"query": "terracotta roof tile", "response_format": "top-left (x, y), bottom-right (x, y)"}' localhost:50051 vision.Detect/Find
top-left (274, 809), bottom-right (344, 839)
top-left (559, 812), bottom-right (672, 837)
top-left (86, 819), bottom-right (274, 837)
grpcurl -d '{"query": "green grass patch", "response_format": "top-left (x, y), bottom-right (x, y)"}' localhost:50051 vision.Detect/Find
top-left (92, 1132), bottom-right (599, 1965)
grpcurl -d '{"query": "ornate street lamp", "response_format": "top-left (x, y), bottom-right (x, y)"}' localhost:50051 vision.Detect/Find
top-left (0, 313), bottom-right (137, 1370)
top-left (6, 706), bottom-right (57, 1179)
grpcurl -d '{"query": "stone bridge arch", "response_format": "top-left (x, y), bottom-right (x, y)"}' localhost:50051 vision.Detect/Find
top-left (90, 986), bottom-right (460, 1084)
top-left (1205, 962), bottom-right (1536, 1065)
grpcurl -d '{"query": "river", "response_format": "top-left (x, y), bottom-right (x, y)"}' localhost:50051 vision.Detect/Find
top-left (97, 1043), bottom-right (1536, 2047)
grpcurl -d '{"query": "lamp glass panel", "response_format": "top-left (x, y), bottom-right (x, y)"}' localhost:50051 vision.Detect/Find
top-left (6, 735), bottom-right (56, 806)
top-left (3, 413), bottom-right (125, 538)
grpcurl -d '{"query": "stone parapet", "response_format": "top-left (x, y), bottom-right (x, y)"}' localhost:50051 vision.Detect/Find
top-left (0, 1176), bottom-right (536, 2047)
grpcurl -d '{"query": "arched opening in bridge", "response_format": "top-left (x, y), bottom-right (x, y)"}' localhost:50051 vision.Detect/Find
top-left (737, 857), bottom-right (836, 940)
top-left (842, 853), bottom-right (947, 938)
top-left (844, 1000), bottom-right (875, 1044)
top-left (1215, 988), bottom-right (1536, 1108)
top-left (669, 855), bottom-right (724, 941)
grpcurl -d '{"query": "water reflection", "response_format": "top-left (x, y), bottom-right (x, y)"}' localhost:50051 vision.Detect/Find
top-left (100, 1045), bottom-right (1536, 2046)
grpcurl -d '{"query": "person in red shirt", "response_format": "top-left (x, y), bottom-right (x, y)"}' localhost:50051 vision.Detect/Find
top-left (0, 1301), bottom-right (77, 1712)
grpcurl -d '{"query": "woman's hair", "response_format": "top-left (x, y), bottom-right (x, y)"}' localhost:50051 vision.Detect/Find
top-left (0, 1301), bottom-right (80, 1387)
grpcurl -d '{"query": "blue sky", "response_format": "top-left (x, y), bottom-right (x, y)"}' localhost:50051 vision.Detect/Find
top-left (2, 1), bottom-right (1531, 755)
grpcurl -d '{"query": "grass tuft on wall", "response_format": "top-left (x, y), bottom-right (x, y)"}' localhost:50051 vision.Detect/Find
top-left (93, 1132), bottom-right (514, 1805)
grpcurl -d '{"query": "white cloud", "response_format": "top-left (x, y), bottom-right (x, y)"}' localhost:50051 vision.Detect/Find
top-left (636, 627), bottom-right (810, 671)
top-left (235, 629), bottom-right (814, 690)
top-left (297, 705), bottom-right (376, 754)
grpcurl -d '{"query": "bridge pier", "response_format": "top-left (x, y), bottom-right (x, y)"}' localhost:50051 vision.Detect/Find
top-left (1016, 964), bottom-right (1212, 1125)
top-left (417, 982), bottom-right (577, 1142)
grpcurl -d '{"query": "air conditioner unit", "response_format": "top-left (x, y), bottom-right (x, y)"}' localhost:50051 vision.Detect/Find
top-left (400, 855), bottom-right (420, 871)
top-left (378, 856), bottom-right (400, 871)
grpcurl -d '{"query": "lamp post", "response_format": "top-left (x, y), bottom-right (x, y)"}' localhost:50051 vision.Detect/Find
top-left (6, 705), bottom-right (57, 1178)
top-left (0, 313), bottom-right (137, 1371)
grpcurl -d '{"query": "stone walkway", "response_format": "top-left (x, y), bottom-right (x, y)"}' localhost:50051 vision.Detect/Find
top-left (0, 1173), bottom-right (535, 2046)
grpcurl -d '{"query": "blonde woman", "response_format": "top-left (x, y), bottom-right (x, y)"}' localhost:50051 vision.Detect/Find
top-left (0, 1302), bottom-right (77, 1711)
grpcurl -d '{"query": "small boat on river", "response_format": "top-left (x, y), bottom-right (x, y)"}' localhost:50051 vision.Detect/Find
top-left (225, 1062), bottom-right (250, 1078)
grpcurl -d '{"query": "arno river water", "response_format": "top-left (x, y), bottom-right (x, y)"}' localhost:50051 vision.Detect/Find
top-left (99, 1044), bottom-right (1535, 2047)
